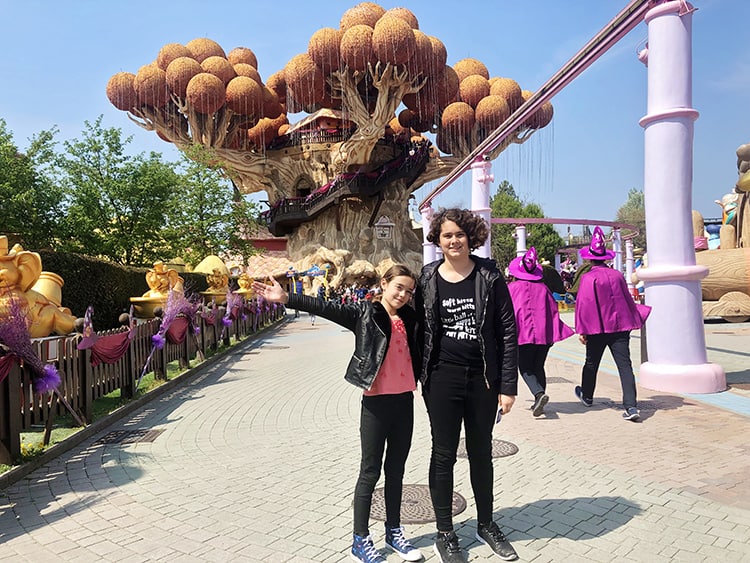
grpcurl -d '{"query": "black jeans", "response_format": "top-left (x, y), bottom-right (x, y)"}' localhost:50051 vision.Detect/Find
top-left (423, 362), bottom-right (498, 531)
top-left (581, 331), bottom-right (637, 409)
top-left (353, 392), bottom-right (414, 535)
top-left (518, 344), bottom-right (552, 397)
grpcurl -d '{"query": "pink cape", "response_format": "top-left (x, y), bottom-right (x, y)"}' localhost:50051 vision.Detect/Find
top-left (574, 264), bottom-right (651, 335)
top-left (508, 279), bottom-right (574, 345)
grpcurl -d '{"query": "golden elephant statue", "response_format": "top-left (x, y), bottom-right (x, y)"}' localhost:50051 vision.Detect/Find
top-left (0, 236), bottom-right (78, 338)
top-left (143, 260), bottom-right (184, 297)
top-left (206, 268), bottom-right (229, 292)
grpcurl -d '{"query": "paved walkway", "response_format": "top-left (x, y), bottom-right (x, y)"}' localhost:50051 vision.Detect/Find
top-left (1, 313), bottom-right (749, 562)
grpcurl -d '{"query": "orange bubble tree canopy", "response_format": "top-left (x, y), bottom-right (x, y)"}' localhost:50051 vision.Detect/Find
top-left (106, 2), bottom-right (553, 275)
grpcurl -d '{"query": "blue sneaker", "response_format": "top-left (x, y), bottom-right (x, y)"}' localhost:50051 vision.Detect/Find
top-left (351, 533), bottom-right (386, 563)
top-left (385, 525), bottom-right (423, 561)
top-left (622, 407), bottom-right (640, 421)
top-left (575, 385), bottom-right (593, 407)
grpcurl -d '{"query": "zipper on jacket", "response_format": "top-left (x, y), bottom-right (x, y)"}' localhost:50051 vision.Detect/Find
top-left (366, 315), bottom-right (389, 391)
top-left (478, 272), bottom-right (491, 390)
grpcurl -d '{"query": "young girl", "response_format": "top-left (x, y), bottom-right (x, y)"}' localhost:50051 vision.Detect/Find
top-left (252, 265), bottom-right (423, 563)
top-left (507, 247), bottom-right (574, 417)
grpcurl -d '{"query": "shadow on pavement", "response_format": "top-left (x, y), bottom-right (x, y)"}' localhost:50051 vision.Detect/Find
top-left (0, 445), bottom-right (145, 544)
top-left (496, 495), bottom-right (642, 540)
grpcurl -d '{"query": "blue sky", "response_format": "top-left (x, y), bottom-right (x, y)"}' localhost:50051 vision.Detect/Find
top-left (1, 0), bottom-right (747, 231)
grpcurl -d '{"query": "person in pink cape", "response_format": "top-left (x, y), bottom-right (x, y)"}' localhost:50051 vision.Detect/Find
top-left (574, 226), bottom-right (651, 421)
top-left (507, 247), bottom-right (574, 417)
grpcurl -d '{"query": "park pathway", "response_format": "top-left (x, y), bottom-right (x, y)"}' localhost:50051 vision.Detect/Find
top-left (1, 313), bottom-right (749, 562)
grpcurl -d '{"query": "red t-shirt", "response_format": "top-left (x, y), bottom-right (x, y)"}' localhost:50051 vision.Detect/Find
top-left (364, 317), bottom-right (416, 396)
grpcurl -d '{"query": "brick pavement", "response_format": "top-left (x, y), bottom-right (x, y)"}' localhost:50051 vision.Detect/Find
top-left (0, 313), bottom-right (748, 562)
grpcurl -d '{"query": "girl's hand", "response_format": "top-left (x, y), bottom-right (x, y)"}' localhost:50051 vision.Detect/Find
top-left (499, 394), bottom-right (515, 415)
top-left (251, 276), bottom-right (289, 304)
top-left (579, 335), bottom-right (587, 345)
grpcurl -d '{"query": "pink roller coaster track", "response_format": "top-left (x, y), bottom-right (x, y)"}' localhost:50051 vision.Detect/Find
top-left (419, 0), bottom-right (655, 211)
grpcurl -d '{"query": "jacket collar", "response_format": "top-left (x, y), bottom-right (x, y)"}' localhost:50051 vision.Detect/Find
top-left (372, 299), bottom-right (416, 323)
top-left (422, 255), bottom-right (500, 283)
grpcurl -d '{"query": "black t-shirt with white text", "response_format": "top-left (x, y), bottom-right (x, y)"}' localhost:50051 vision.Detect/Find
top-left (436, 268), bottom-right (483, 368)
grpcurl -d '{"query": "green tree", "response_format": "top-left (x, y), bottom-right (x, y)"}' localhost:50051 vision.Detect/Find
top-left (490, 180), bottom-right (564, 269)
top-left (57, 116), bottom-right (179, 265)
top-left (163, 151), bottom-right (260, 267)
top-left (615, 187), bottom-right (646, 251)
top-left (0, 119), bottom-right (64, 249)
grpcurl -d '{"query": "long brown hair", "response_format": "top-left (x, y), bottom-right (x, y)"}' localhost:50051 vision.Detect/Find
top-left (372, 264), bottom-right (417, 302)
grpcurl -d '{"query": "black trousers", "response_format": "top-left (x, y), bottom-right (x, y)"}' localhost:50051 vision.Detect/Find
top-left (581, 331), bottom-right (637, 409)
top-left (353, 392), bottom-right (414, 535)
top-left (423, 362), bottom-right (498, 531)
top-left (518, 343), bottom-right (552, 397)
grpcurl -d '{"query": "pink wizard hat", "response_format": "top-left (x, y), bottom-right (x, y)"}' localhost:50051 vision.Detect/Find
top-left (508, 247), bottom-right (543, 281)
top-left (580, 226), bottom-right (616, 260)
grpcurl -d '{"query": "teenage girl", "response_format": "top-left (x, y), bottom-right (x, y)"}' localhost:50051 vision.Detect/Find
top-left (415, 208), bottom-right (519, 563)
top-left (252, 265), bottom-right (423, 563)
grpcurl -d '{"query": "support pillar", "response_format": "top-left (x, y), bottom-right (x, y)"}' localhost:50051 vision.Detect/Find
top-left (421, 205), bottom-right (436, 265)
top-left (612, 228), bottom-right (623, 272)
top-left (625, 238), bottom-right (635, 295)
top-left (514, 225), bottom-right (527, 256)
top-left (637, 1), bottom-right (725, 393)
top-left (471, 157), bottom-right (493, 258)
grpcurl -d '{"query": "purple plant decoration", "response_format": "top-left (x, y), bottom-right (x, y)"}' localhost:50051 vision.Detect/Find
top-left (0, 294), bottom-right (61, 394)
top-left (138, 289), bottom-right (201, 388)
top-left (225, 289), bottom-right (243, 316)
top-left (161, 289), bottom-right (200, 331)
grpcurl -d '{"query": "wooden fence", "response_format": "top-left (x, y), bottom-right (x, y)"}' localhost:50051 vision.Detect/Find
top-left (0, 304), bottom-right (284, 465)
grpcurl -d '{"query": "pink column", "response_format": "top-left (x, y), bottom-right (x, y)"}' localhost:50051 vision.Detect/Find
top-left (637, 1), bottom-right (725, 393)
top-left (612, 228), bottom-right (623, 272)
top-left (471, 158), bottom-right (493, 258)
top-left (625, 238), bottom-right (635, 294)
top-left (421, 205), bottom-right (436, 265)
top-left (515, 225), bottom-right (527, 256)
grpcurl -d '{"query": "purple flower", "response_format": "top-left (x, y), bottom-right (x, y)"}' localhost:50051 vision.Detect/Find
top-left (193, 326), bottom-right (201, 336)
top-left (33, 364), bottom-right (61, 394)
top-left (152, 332), bottom-right (166, 349)
top-left (221, 316), bottom-right (232, 327)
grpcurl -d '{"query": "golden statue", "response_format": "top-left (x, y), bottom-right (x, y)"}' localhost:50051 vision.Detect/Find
top-left (0, 236), bottom-right (78, 337)
top-left (143, 260), bottom-right (184, 297)
top-left (206, 268), bottom-right (229, 292)
top-left (130, 260), bottom-right (184, 318)
top-left (200, 267), bottom-right (229, 305)
top-left (236, 273), bottom-right (255, 297)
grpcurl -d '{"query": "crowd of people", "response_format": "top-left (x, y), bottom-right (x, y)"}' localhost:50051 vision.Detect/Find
top-left (252, 211), bottom-right (650, 563)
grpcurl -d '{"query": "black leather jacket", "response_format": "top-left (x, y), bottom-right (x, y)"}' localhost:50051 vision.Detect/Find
top-left (415, 256), bottom-right (518, 395)
top-left (287, 293), bottom-right (421, 391)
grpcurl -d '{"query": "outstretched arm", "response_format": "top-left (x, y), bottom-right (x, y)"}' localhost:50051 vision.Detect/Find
top-left (251, 277), bottom-right (289, 304)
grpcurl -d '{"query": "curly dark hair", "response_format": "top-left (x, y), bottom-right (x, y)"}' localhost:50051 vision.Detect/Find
top-left (426, 208), bottom-right (489, 251)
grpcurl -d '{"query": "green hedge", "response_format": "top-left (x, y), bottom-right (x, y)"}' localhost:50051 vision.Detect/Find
top-left (37, 251), bottom-right (209, 330)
